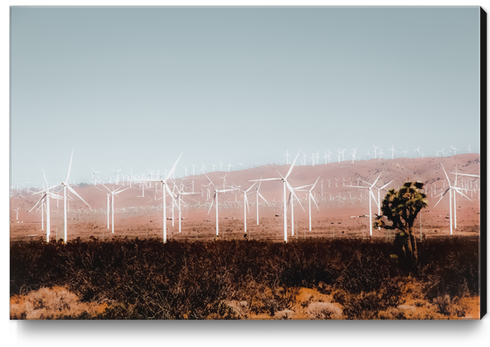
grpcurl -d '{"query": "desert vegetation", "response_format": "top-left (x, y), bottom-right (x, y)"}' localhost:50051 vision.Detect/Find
top-left (10, 236), bottom-right (479, 320)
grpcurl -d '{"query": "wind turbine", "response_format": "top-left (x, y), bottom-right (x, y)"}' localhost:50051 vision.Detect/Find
top-left (111, 168), bottom-right (121, 184)
top-left (284, 150), bottom-right (290, 164)
top-left (35, 150), bottom-right (90, 243)
top-left (237, 183), bottom-right (257, 235)
top-left (174, 185), bottom-right (199, 234)
top-left (340, 149), bottom-right (346, 161)
top-left (467, 144), bottom-right (472, 153)
top-left (286, 181), bottom-right (307, 237)
top-left (372, 179), bottom-right (396, 230)
top-left (450, 145), bottom-right (457, 156)
top-left (299, 176), bottom-right (321, 232)
top-left (346, 173), bottom-right (382, 236)
top-left (205, 174), bottom-right (236, 238)
top-left (101, 184), bottom-right (128, 234)
top-left (250, 151), bottom-right (301, 242)
top-left (414, 147), bottom-right (421, 157)
top-left (30, 167), bottom-right (63, 242)
top-left (389, 145), bottom-right (395, 159)
top-left (350, 148), bottom-right (357, 164)
top-left (91, 168), bottom-right (100, 184)
top-left (373, 145), bottom-right (379, 159)
top-left (140, 154), bottom-right (182, 243)
top-left (434, 165), bottom-right (472, 234)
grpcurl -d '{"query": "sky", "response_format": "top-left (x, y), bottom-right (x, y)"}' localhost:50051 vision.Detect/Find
top-left (10, 6), bottom-right (481, 186)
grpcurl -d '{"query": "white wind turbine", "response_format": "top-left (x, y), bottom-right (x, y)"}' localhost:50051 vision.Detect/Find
top-left (467, 144), bottom-right (472, 153)
top-left (414, 147), bottom-right (421, 157)
top-left (450, 145), bottom-right (457, 156)
top-left (91, 168), bottom-right (100, 184)
top-left (346, 173), bottom-right (382, 236)
top-left (111, 168), bottom-right (121, 184)
top-left (300, 176), bottom-right (321, 232)
top-left (434, 165), bottom-right (472, 235)
top-left (284, 150), bottom-right (290, 165)
top-left (30, 168), bottom-right (63, 242)
top-left (373, 145), bottom-right (379, 159)
top-left (371, 179), bottom-right (396, 230)
top-left (35, 150), bottom-right (91, 243)
top-left (250, 151), bottom-right (301, 242)
top-left (101, 184), bottom-right (128, 234)
top-left (205, 174), bottom-right (236, 238)
top-left (340, 149), bottom-right (346, 161)
top-left (286, 181), bottom-right (308, 237)
top-left (140, 154), bottom-right (182, 243)
top-left (350, 148), bottom-right (357, 164)
top-left (174, 185), bottom-right (199, 234)
top-left (389, 145), bottom-right (395, 159)
top-left (237, 183), bottom-right (257, 235)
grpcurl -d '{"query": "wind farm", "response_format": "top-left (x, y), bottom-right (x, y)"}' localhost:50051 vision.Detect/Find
top-left (9, 6), bottom-right (483, 323)
top-left (11, 151), bottom-right (481, 243)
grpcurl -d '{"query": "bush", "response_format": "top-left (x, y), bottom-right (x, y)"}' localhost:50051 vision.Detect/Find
top-left (307, 302), bottom-right (343, 319)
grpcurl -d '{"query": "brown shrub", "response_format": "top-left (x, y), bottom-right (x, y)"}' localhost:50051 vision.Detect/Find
top-left (10, 286), bottom-right (106, 319)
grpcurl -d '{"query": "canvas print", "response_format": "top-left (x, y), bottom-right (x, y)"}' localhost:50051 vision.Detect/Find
top-left (10, 6), bottom-right (484, 320)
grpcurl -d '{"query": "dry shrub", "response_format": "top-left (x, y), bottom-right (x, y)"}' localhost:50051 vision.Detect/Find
top-left (275, 309), bottom-right (294, 320)
top-left (432, 295), bottom-right (468, 318)
top-left (307, 302), bottom-right (343, 319)
top-left (10, 286), bottom-right (106, 319)
top-left (206, 300), bottom-right (244, 320)
top-left (378, 307), bottom-right (407, 320)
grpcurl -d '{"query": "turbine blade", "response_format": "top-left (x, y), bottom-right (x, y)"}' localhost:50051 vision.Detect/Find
top-left (380, 179), bottom-right (396, 190)
top-left (285, 150), bottom-right (301, 179)
top-left (371, 173), bottom-right (382, 188)
top-left (311, 193), bottom-right (320, 211)
top-left (441, 165), bottom-right (451, 186)
top-left (454, 188), bottom-right (472, 202)
top-left (204, 173), bottom-right (216, 188)
top-left (245, 182), bottom-right (257, 193)
top-left (100, 184), bottom-right (112, 193)
top-left (66, 185), bottom-right (90, 208)
top-left (114, 187), bottom-right (129, 195)
top-left (33, 184), bottom-right (62, 195)
top-left (370, 190), bottom-right (379, 208)
top-left (208, 194), bottom-right (216, 215)
top-left (433, 189), bottom-right (449, 207)
top-left (258, 192), bottom-right (270, 205)
top-left (41, 166), bottom-right (48, 188)
top-left (28, 194), bottom-right (47, 213)
top-left (165, 152), bottom-right (183, 181)
top-left (286, 180), bottom-right (304, 211)
top-left (310, 176), bottom-right (321, 191)
top-left (65, 149), bottom-right (74, 183)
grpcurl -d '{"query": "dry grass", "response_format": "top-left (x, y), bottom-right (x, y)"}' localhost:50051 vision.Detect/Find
top-left (10, 286), bottom-right (107, 320)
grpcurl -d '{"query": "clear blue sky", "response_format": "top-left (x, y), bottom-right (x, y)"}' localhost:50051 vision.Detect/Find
top-left (10, 6), bottom-right (481, 185)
